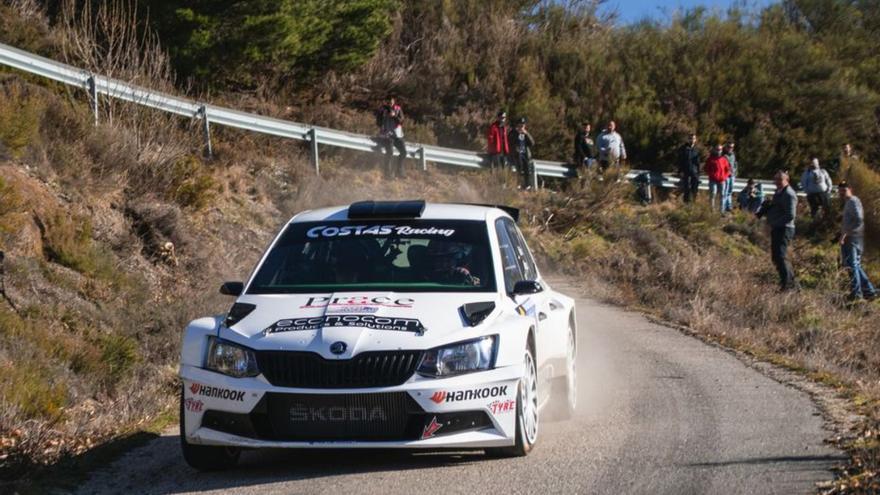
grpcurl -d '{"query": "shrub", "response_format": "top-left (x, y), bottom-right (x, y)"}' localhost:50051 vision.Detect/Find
top-left (97, 333), bottom-right (139, 389)
top-left (0, 359), bottom-right (67, 420)
top-left (41, 211), bottom-right (115, 280)
top-left (0, 80), bottom-right (43, 159)
top-left (168, 156), bottom-right (218, 210)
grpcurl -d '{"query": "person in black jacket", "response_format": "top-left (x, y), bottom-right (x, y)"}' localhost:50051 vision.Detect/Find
top-left (573, 122), bottom-right (595, 173)
top-left (677, 133), bottom-right (701, 202)
top-left (508, 118), bottom-right (536, 190)
top-left (375, 94), bottom-right (407, 178)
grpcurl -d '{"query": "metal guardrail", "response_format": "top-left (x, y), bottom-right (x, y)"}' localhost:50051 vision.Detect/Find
top-left (0, 41), bottom-right (782, 193)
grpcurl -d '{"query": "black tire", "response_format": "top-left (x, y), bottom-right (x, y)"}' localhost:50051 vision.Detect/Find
top-left (179, 387), bottom-right (240, 471)
top-left (486, 343), bottom-right (538, 457)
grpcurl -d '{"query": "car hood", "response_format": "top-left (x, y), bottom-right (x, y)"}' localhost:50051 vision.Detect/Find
top-left (220, 291), bottom-right (502, 359)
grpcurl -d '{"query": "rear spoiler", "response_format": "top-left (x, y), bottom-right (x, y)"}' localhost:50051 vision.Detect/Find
top-left (456, 203), bottom-right (520, 222)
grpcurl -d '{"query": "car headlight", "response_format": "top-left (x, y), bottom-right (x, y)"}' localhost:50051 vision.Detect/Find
top-left (417, 336), bottom-right (497, 377)
top-left (204, 336), bottom-right (259, 378)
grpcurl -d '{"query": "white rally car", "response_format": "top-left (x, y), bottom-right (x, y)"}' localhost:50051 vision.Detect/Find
top-left (179, 201), bottom-right (577, 470)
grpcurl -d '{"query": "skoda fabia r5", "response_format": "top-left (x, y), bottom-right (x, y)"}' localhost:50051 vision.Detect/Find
top-left (179, 200), bottom-right (577, 470)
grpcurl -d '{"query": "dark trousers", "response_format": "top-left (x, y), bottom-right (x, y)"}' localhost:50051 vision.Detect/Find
top-left (488, 153), bottom-right (507, 170)
top-left (806, 192), bottom-right (830, 218)
top-left (516, 154), bottom-right (535, 189)
top-left (770, 226), bottom-right (796, 290)
top-left (382, 136), bottom-right (407, 177)
top-left (681, 173), bottom-right (699, 203)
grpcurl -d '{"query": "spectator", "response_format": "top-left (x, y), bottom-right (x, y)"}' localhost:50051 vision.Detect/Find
top-left (375, 94), bottom-right (407, 178)
top-left (837, 143), bottom-right (859, 181)
top-left (677, 133), bottom-right (701, 203)
top-left (838, 182), bottom-right (876, 302)
top-left (705, 144), bottom-right (731, 211)
top-left (508, 118), bottom-right (536, 190)
top-left (799, 158), bottom-right (833, 219)
top-left (573, 122), bottom-right (595, 172)
top-left (758, 170), bottom-right (798, 291)
top-left (487, 111), bottom-right (509, 170)
top-left (597, 120), bottom-right (626, 173)
top-left (737, 178), bottom-right (764, 213)
top-left (722, 142), bottom-right (737, 212)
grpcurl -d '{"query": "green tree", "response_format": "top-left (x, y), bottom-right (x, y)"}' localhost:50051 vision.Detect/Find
top-left (148, 0), bottom-right (395, 88)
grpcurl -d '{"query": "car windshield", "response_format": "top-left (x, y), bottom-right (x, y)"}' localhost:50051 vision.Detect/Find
top-left (248, 220), bottom-right (496, 293)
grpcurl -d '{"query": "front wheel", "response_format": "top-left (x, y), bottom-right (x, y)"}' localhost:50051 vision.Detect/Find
top-left (179, 387), bottom-right (240, 471)
top-left (486, 344), bottom-right (538, 457)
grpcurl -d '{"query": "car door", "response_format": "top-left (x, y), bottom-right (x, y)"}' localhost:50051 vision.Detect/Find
top-left (505, 221), bottom-right (569, 375)
top-left (495, 218), bottom-right (553, 384)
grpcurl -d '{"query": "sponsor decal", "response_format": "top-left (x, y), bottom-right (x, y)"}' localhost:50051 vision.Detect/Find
top-left (189, 383), bottom-right (246, 402)
top-left (325, 305), bottom-right (379, 315)
top-left (430, 386), bottom-right (509, 404)
top-left (289, 405), bottom-right (387, 422)
top-left (306, 225), bottom-right (455, 239)
top-left (301, 296), bottom-right (414, 309)
top-left (266, 314), bottom-right (425, 334)
top-left (184, 398), bottom-right (204, 413)
top-left (488, 399), bottom-right (516, 415)
top-left (421, 416), bottom-right (443, 439)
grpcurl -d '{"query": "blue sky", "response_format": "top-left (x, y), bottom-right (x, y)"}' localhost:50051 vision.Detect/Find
top-left (599, 0), bottom-right (778, 24)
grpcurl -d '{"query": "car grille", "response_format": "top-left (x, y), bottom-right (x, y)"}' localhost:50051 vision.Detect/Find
top-left (256, 350), bottom-right (423, 388)
top-left (200, 393), bottom-right (493, 442)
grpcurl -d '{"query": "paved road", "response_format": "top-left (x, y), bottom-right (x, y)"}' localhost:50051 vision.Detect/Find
top-left (74, 280), bottom-right (844, 494)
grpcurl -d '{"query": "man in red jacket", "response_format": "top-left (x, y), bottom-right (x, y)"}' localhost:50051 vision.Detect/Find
top-left (705, 143), bottom-right (731, 211)
top-left (487, 111), bottom-right (509, 169)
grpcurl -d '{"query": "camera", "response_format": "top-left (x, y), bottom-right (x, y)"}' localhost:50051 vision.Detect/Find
top-left (755, 198), bottom-right (772, 218)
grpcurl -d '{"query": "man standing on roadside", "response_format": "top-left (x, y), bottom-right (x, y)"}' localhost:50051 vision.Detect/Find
top-left (722, 142), bottom-right (737, 212)
top-left (799, 158), bottom-right (833, 219)
top-left (759, 170), bottom-right (799, 291)
top-left (573, 122), bottom-right (595, 173)
top-left (487, 111), bottom-right (509, 170)
top-left (597, 120), bottom-right (626, 174)
top-left (508, 118), bottom-right (536, 190)
top-left (705, 144), bottom-right (731, 211)
top-left (677, 133), bottom-right (701, 203)
top-left (376, 94), bottom-right (407, 178)
top-left (838, 182), bottom-right (877, 302)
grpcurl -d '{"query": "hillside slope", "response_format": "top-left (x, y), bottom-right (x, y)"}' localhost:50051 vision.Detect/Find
top-left (1, 18), bottom-right (880, 495)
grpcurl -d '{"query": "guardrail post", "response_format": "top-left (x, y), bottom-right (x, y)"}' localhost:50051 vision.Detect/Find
top-left (531, 163), bottom-right (539, 190)
top-left (198, 106), bottom-right (213, 158)
top-left (419, 147), bottom-right (427, 171)
top-left (87, 76), bottom-right (98, 126)
top-left (308, 128), bottom-right (320, 175)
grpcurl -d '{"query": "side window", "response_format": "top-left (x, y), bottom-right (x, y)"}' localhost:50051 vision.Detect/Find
top-left (503, 219), bottom-right (538, 281)
top-left (495, 218), bottom-right (524, 293)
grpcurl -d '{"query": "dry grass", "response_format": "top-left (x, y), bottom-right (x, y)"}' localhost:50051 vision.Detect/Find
top-left (513, 181), bottom-right (880, 493)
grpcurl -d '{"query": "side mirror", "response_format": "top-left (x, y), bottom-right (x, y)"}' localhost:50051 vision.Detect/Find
top-left (219, 281), bottom-right (244, 296)
top-left (512, 280), bottom-right (543, 296)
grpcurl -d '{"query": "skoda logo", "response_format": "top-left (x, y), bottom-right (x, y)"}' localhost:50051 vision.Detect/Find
top-left (330, 341), bottom-right (347, 355)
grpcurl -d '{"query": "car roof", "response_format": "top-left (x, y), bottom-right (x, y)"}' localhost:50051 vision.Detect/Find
top-left (289, 202), bottom-right (510, 224)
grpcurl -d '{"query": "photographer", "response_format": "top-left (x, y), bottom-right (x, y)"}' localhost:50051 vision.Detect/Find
top-left (573, 122), bottom-right (595, 172)
top-left (375, 94), bottom-right (407, 178)
top-left (757, 171), bottom-right (799, 291)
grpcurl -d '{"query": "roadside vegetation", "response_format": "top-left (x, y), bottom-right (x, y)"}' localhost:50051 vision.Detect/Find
top-left (1, 0), bottom-right (879, 493)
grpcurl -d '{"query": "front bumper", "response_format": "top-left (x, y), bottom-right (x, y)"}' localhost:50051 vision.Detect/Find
top-left (180, 364), bottom-right (522, 449)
